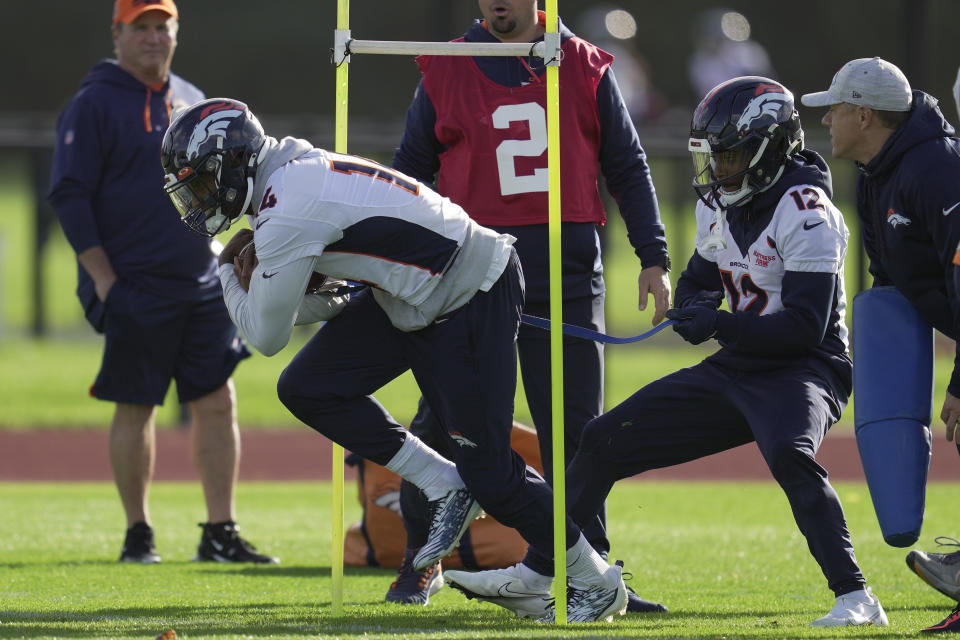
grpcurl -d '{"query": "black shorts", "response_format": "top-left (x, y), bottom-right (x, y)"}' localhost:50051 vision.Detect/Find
top-left (90, 279), bottom-right (250, 406)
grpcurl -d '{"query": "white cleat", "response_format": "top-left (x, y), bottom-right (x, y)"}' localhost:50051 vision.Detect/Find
top-left (445, 563), bottom-right (554, 618)
top-left (810, 587), bottom-right (889, 627)
top-left (539, 562), bottom-right (628, 623)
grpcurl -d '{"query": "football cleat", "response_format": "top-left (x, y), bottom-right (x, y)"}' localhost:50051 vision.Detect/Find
top-left (119, 521), bottom-right (161, 564)
top-left (921, 603), bottom-right (960, 633)
top-left (445, 563), bottom-right (554, 618)
top-left (412, 488), bottom-right (482, 571)
top-left (907, 537), bottom-right (960, 600)
top-left (538, 562), bottom-right (628, 623)
top-left (385, 548), bottom-right (444, 605)
top-left (809, 587), bottom-right (888, 627)
top-left (193, 521), bottom-right (279, 564)
top-left (616, 560), bottom-right (668, 613)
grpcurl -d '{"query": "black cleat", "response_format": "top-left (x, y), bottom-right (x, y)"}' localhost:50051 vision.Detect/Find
top-left (120, 521), bottom-right (162, 564)
top-left (615, 561), bottom-right (668, 613)
top-left (385, 548), bottom-right (444, 605)
top-left (193, 521), bottom-right (279, 564)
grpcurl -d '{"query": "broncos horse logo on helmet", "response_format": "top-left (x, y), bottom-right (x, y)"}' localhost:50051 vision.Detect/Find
top-left (688, 77), bottom-right (804, 209)
top-left (161, 98), bottom-right (266, 236)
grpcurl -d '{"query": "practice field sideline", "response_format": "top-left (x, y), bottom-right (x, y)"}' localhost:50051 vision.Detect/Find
top-left (2, 428), bottom-right (957, 482)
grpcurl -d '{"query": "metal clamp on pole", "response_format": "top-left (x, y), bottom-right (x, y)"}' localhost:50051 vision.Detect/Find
top-left (543, 32), bottom-right (562, 66)
top-left (332, 28), bottom-right (352, 65)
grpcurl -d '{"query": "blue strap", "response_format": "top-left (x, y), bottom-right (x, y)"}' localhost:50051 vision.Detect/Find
top-left (520, 313), bottom-right (676, 344)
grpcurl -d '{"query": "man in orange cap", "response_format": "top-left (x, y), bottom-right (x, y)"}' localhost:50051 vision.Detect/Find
top-left (48, 0), bottom-right (278, 565)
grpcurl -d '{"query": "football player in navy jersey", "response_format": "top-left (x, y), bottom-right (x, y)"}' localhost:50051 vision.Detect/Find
top-left (445, 76), bottom-right (889, 628)
top-left (387, 0), bottom-right (670, 611)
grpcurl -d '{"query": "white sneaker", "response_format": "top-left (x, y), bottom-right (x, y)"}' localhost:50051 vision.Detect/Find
top-left (810, 587), bottom-right (889, 627)
top-left (445, 563), bottom-right (554, 618)
top-left (412, 488), bottom-right (483, 571)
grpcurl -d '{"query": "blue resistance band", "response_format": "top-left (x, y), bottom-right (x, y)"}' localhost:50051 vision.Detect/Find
top-left (520, 314), bottom-right (675, 344)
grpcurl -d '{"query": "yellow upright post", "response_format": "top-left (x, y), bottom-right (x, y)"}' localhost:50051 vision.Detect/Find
top-left (544, 0), bottom-right (566, 626)
top-left (331, 0), bottom-right (349, 617)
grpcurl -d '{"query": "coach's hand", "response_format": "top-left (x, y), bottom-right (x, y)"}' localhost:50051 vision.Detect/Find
top-left (638, 265), bottom-right (672, 325)
top-left (666, 304), bottom-right (718, 345)
top-left (940, 390), bottom-right (960, 455)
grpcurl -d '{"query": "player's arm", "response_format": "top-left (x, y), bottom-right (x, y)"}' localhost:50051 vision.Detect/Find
top-left (391, 79), bottom-right (443, 185)
top-left (219, 249), bottom-right (322, 357)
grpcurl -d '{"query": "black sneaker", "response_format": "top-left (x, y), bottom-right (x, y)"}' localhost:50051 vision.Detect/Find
top-left (615, 560), bottom-right (668, 613)
top-left (119, 521), bottom-right (161, 564)
top-left (385, 548), bottom-right (444, 605)
top-left (193, 521), bottom-right (279, 564)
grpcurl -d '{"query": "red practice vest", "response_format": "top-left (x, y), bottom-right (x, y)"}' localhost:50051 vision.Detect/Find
top-left (418, 36), bottom-right (612, 226)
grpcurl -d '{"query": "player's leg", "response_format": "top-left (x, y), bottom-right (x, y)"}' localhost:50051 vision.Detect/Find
top-left (276, 291), bottom-right (470, 557)
top-left (387, 397), bottom-right (451, 604)
top-left (417, 252), bottom-right (626, 622)
top-left (740, 367), bottom-right (887, 627)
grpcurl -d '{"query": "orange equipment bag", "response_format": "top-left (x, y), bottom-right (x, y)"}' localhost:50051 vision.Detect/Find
top-left (344, 422), bottom-right (544, 569)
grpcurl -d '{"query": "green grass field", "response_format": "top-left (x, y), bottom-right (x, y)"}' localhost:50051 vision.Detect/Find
top-left (1, 481), bottom-right (957, 639)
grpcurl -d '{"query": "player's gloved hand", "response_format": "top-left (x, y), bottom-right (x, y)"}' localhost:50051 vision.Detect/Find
top-left (681, 290), bottom-right (723, 310)
top-left (666, 304), bottom-right (718, 345)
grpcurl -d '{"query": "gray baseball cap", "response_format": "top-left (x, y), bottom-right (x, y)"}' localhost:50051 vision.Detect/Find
top-left (801, 57), bottom-right (912, 111)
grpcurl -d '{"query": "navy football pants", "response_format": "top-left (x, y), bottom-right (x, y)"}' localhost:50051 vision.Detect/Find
top-left (548, 358), bottom-right (865, 596)
top-left (277, 252), bottom-right (578, 558)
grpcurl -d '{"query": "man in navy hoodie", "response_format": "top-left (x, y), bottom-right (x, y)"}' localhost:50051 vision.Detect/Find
top-left (48, 0), bottom-right (276, 565)
top-left (803, 58), bottom-right (960, 634)
top-left (383, 0), bottom-right (670, 612)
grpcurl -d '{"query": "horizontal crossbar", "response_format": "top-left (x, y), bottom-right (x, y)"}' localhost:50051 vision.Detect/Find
top-left (346, 39), bottom-right (546, 58)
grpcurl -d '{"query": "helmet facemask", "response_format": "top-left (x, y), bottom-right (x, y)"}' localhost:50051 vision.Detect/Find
top-left (164, 148), bottom-right (254, 237)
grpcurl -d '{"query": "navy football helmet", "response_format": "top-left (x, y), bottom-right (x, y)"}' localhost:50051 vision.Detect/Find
top-left (688, 76), bottom-right (803, 208)
top-left (161, 98), bottom-right (266, 236)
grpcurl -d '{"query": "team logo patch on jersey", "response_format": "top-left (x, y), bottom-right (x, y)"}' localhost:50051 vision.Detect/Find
top-left (753, 249), bottom-right (777, 267)
top-left (450, 432), bottom-right (478, 448)
top-left (886, 209), bottom-right (911, 228)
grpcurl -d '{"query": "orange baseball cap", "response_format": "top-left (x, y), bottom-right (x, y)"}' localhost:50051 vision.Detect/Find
top-left (113, 0), bottom-right (178, 25)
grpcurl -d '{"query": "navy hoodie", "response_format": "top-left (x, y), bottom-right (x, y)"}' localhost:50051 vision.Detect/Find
top-left (48, 60), bottom-right (217, 305)
top-left (855, 91), bottom-right (960, 394)
top-left (391, 17), bottom-right (667, 302)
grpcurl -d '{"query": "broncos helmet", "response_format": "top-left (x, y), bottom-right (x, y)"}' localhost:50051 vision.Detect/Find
top-left (688, 76), bottom-right (803, 209)
top-left (161, 98), bottom-right (266, 236)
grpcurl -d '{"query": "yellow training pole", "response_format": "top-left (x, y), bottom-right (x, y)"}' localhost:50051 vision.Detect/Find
top-left (331, 0), bottom-right (349, 617)
top-left (544, 0), bottom-right (566, 626)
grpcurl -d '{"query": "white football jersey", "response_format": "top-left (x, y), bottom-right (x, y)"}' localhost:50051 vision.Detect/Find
top-left (253, 149), bottom-right (474, 307)
top-left (694, 184), bottom-right (849, 344)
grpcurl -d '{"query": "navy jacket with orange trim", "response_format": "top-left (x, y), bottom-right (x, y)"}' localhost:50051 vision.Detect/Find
top-left (48, 60), bottom-right (219, 302)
